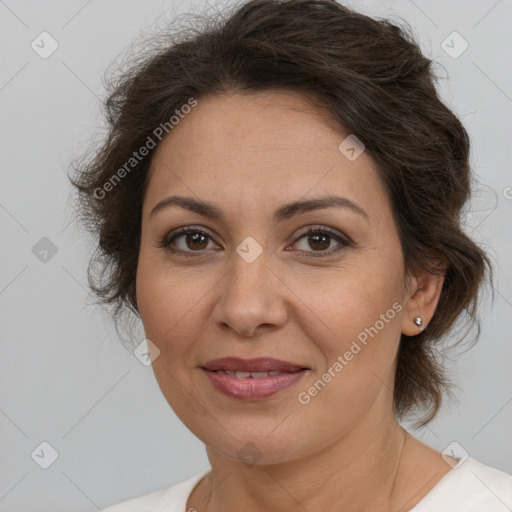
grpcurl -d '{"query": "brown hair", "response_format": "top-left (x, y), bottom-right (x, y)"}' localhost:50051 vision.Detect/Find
top-left (69, 0), bottom-right (492, 426)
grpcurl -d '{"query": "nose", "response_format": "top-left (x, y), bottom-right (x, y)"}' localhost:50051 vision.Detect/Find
top-left (212, 246), bottom-right (289, 338)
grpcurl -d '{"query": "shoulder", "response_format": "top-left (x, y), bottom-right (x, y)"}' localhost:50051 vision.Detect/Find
top-left (412, 457), bottom-right (512, 511)
top-left (102, 469), bottom-right (211, 512)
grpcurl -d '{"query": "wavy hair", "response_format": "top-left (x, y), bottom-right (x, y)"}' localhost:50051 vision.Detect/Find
top-left (69, 0), bottom-right (493, 426)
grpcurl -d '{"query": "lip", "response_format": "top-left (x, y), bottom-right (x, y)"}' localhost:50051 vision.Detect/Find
top-left (200, 357), bottom-right (309, 400)
top-left (201, 357), bottom-right (307, 373)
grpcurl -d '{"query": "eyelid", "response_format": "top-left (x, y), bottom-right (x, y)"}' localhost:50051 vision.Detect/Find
top-left (292, 225), bottom-right (353, 246)
top-left (289, 225), bottom-right (352, 257)
top-left (157, 225), bottom-right (220, 253)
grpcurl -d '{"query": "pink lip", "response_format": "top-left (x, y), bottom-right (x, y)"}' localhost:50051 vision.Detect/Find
top-left (201, 369), bottom-right (307, 400)
top-left (200, 357), bottom-right (309, 400)
top-left (201, 357), bottom-right (307, 373)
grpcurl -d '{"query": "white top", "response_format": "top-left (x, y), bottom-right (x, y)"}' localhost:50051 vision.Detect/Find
top-left (102, 457), bottom-right (512, 511)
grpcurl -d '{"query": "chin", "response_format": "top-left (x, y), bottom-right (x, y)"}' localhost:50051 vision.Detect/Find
top-left (195, 418), bottom-right (324, 467)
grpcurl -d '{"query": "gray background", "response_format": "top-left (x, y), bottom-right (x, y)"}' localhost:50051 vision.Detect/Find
top-left (1, 0), bottom-right (511, 510)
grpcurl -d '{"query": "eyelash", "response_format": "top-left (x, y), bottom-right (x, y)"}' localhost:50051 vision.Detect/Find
top-left (157, 225), bottom-right (352, 258)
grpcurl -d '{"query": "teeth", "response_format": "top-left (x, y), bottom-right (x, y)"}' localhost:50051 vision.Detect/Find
top-left (218, 370), bottom-right (286, 378)
top-left (251, 371), bottom-right (269, 378)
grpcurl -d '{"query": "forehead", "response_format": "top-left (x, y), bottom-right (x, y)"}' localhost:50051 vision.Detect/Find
top-left (144, 91), bottom-right (390, 222)
top-left (151, 91), bottom-right (349, 165)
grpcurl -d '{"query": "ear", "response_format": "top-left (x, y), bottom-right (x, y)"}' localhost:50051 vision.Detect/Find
top-left (401, 269), bottom-right (445, 336)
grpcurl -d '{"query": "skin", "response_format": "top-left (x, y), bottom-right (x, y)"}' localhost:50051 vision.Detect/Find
top-left (136, 91), bottom-right (453, 512)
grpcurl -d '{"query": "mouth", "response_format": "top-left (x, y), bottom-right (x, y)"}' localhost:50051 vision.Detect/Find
top-left (201, 356), bottom-right (308, 373)
top-left (200, 357), bottom-right (309, 400)
top-left (209, 369), bottom-right (290, 378)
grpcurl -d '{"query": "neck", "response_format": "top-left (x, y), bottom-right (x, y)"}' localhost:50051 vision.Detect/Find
top-left (198, 403), bottom-right (409, 512)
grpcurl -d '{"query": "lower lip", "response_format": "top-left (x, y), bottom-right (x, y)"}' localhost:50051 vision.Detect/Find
top-left (201, 369), bottom-right (307, 400)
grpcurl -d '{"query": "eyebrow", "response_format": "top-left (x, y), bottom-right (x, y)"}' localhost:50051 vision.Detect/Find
top-left (149, 194), bottom-right (369, 223)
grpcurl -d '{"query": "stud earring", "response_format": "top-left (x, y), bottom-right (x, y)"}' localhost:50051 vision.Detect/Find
top-left (414, 317), bottom-right (423, 331)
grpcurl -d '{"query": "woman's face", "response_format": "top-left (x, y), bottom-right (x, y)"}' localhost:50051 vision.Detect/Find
top-left (136, 91), bottom-right (417, 464)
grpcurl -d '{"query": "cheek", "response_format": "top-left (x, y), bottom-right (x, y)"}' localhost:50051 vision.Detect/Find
top-left (136, 256), bottom-right (212, 416)
top-left (292, 260), bottom-right (405, 411)
top-left (293, 261), bottom-right (403, 343)
top-left (136, 253), bottom-right (214, 355)
top-left (295, 280), bottom-right (403, 431)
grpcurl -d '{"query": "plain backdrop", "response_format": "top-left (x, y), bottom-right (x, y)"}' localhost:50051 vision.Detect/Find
top-left (1, 0), bottom-right (511, 510)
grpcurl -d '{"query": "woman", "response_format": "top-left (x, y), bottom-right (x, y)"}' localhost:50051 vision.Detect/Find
top-left (70, 0), bottom-right (512, 510)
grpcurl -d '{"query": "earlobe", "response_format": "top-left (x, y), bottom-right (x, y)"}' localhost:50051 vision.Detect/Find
top-left (401, 271), bottom-right (445, 336)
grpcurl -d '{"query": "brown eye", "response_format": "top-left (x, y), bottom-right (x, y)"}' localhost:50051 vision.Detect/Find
top-left (306, 233), bottom-right (331, 251)
top-left (292, 227), bottom-right (351, 257)
top-left (159, 227), bottom-right (218, 256)
top-left (182, 232), bottom-right (209, 251)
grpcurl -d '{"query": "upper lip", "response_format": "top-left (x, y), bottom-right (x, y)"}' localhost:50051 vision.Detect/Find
top-left (201, 357), bottom-right (308, 373)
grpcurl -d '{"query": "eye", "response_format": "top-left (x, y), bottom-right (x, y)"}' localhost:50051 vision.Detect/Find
top-left (157, 225), bottom-right (352, 258)
top-left (291, 226), bottom-right (351, 257)
top-left (158, 226), bottom-right (219, 257)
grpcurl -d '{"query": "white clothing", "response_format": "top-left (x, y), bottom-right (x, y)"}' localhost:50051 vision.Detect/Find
top-left (102, 457), bottom-right (512, 511)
